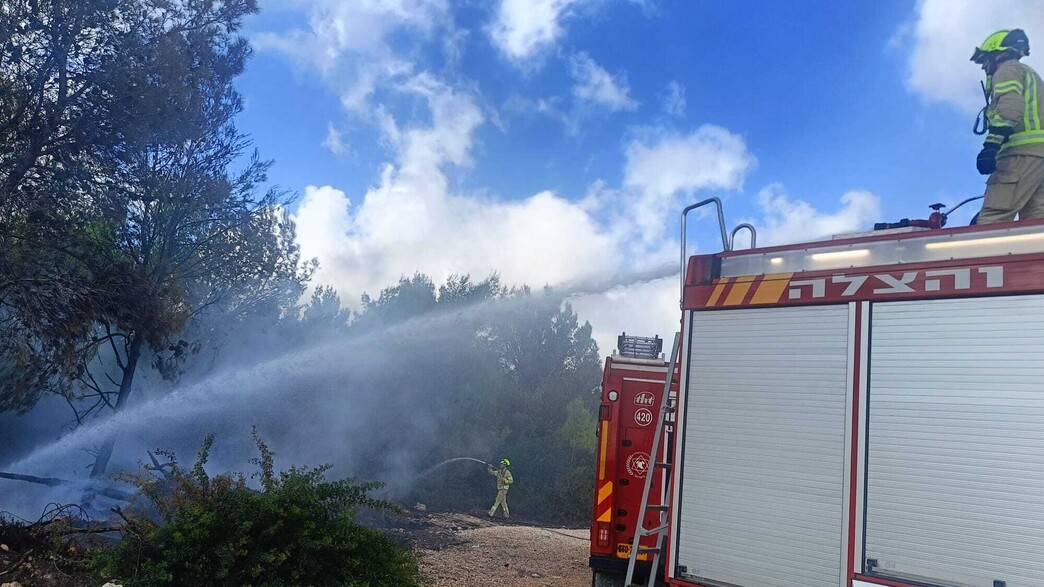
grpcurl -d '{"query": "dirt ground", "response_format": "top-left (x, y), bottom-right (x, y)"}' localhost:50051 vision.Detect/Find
top-left (392, 512), bottom-right (592, 587)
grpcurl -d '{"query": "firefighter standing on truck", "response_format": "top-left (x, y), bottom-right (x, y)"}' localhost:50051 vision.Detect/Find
top-left (972, 29), bottom-right (1044, 223)
top-left (488, 459), bottom-right (513, 519)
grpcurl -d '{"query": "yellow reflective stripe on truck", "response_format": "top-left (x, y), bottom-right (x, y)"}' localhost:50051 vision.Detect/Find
top-left (749, 273), bottom-right (794, 305)
top-left (596, 481), bottom-right (613, 522)
top-left (723, 275), bottom-right (756, 306)
top-left (706, 278), bottom-right (729, 306)
top-left (598, 419), bottom-right (609, 480)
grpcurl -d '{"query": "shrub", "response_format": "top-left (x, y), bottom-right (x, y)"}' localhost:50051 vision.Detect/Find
top-left (95, 431), bottom-right (422, 587)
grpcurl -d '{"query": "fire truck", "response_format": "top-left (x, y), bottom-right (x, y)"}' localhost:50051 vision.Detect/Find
top-left (596, 197), bottom-right (1044, 587)
top-left (589, 334), bottom-right (678, 587)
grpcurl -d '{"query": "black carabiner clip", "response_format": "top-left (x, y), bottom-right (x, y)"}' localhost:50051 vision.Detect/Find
top-left (974, 106), bottom-right (989, 135)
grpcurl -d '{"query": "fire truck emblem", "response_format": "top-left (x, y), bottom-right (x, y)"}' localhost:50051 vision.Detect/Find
top-left (626, 452), bottom-right (651, 478)
top-left (634, 408), bottom-right (654, 427)
top-left (635, 392), bottom-right (655, 406)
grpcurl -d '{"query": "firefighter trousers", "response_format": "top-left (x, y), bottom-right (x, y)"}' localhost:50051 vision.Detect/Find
top-left (489, 489), bottom-right (509, 517)
top-left (979, 155), bottom-right (1044, 223)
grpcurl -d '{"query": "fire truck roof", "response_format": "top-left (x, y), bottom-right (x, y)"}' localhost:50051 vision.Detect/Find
top-left (717, 218), bottom-right (1044, 278)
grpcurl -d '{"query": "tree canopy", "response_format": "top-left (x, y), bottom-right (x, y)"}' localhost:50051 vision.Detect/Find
top-left (0, 0), bottom-right (311, 477)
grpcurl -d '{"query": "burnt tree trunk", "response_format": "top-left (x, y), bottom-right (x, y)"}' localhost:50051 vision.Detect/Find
top-left (90, 333), bottom-right (143, 478)
top-left (0, 471), bottom-right (133, 501)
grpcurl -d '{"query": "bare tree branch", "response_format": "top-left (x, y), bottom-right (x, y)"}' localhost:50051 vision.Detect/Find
top-left (0, 471), bottom-right (132, 502)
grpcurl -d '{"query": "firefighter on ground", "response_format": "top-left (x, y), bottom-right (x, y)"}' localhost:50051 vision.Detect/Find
top-left (972, 29), bottom-right (1044, 223)
top-left (487, 459), bottom-right (513, 518)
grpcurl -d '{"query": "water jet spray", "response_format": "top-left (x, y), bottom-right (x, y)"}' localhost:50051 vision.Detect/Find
top-left (1, 266), bottom-right (676, 519)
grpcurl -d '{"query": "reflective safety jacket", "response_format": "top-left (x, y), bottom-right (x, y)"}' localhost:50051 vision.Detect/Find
top-left (985, 60), bottom-right (1044, 157)
top-left (489, 467), bottom-right (513, 491)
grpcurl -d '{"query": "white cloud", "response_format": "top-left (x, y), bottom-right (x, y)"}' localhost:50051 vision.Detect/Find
top-left (292, 76), bottom-right (623, 304)
top-left (751, 183), bottom-right (882, 246)
top-left (662, 80), bottom-right (686, 117)
top-left (570, 52), bottom-right (638, 111)
top-left (322, 123), bottom-right (348, 155)
top-left (898, 0), bottom-right (1044, 112)
top-left (393, 73), bottom-right (484, 175)
top-left (253, 0), bottom-right (448, 114)
top-left (292, 185), bottom-right (355, 264)
top-left (625, 126), bottom-right (754, 196)
top-left (258, 1), bottom-right (642, 304)
top-left (489, 0), bottom-right (581, 64)
top-left (256, 0), bottom-right (446, 65)
top-left (621, 126), bottom-right (756, 242)
top-left (293, 89), bottom-right (757, 310)
top-left (294, 184), bottom-right (621, 307)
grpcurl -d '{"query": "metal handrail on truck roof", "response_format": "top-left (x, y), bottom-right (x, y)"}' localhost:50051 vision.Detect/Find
top-left (680, 198), bottom-right (758, 307)
top-left (730, 223), bottom-right (756, 250)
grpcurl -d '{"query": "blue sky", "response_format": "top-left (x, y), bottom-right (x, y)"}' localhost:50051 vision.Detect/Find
top-left (234, 0), bottom-right (1044, 351)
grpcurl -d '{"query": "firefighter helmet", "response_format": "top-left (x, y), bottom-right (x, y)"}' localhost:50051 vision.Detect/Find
top-left (500, 458), bottom-right (511, 467)
top-left (971, 29), bottom-right (1030, 63)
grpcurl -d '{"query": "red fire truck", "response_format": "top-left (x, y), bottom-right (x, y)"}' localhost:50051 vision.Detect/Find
top-left (589, 334), bottom-right (678, 587)
top-left (600, 198), bottom-right (1044, 587)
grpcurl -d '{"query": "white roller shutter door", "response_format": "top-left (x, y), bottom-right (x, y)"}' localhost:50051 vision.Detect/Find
top-left (865, 295), bottom-right (1044, 587)
top-left (677, 305), bottom-right (850, 587)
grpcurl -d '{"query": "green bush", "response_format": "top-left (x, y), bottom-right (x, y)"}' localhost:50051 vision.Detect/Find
top-left (95, 431), bottom-right (422, 587)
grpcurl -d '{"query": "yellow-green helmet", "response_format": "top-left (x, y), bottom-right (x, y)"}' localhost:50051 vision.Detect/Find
top-left (971, 29), bottom-right (1030, 63)
top-left (500, 458), bottom-right (511, 467)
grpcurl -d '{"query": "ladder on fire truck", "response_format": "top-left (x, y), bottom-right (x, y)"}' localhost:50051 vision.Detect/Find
top-left (623, 331), bottom-right (679, 587)
top-left (623, 197), bottom-right (756, 587)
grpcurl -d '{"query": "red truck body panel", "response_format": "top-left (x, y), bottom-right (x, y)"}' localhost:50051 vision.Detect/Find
top-left (589, 354), bottom-right (677, 578)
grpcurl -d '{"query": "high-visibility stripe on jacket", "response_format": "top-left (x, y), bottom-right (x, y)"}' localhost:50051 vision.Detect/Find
top-left (489, 467), bottom-right (513, 491)
top-left (985, 60), bottom-right (1044, 157)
